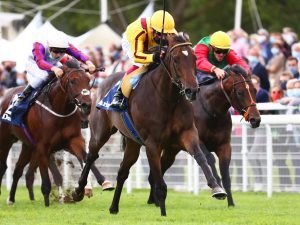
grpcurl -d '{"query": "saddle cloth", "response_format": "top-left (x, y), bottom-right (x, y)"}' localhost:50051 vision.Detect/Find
top-left (1, 89), bottom-right (39, 126)
top-left (96, 81), bottom-right (144, 145)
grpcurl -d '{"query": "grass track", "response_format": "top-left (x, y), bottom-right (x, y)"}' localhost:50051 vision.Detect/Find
top-left (0, 187), bottom-right (299, 225)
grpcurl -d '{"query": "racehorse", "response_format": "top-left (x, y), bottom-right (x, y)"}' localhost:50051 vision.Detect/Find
top-left (0, 60), bottom-right (95, 206)
top-left (146, 64), bottom-right (261, 207)
top-left (72, 34), bottom-right (227, 216)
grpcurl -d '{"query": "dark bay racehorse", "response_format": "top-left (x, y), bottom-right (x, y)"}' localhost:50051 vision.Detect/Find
top-left (0, 61), bottom-right (96, 206)
top-left (146, 64), bottom-right (261, 207)
top-left (72, 34), bottom-right (226, 216)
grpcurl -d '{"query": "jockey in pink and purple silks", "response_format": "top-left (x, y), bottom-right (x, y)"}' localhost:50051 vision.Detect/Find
top-left (13, 31), bottom-right (96, 107)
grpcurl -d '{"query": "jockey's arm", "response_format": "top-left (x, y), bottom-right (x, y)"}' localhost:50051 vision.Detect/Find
top-left (227, 50), bottom-right (251, 74)
top-left (66, 44), bottom-right (89, 63)
top-left (131, 33), bottom-right (154, 64)
top-left (32, 42), bottom-right (54, 71)
top-left (194, 44), bottom-right (216, 73)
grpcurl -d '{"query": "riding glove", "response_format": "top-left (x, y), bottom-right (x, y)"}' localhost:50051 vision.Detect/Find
top-left (86, 60), bottom-right (96, 73)
top-left (51, 66), bottom-right (64, 77)
top-left (153, 52), bottom-right (162, 64)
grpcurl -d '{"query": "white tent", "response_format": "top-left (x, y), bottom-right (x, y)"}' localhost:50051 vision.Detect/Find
top-left (75, 23), bottom-right (122, 48)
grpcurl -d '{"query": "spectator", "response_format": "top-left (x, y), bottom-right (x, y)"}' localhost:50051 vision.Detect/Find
top-left (291, 42), bottom-right (300, 62)
top-left (1, 60), bottom-right (17, 88)
top-left (229, 28), bottom-right (249, 57)
top-left (279, 70), bottom-right (294, 91)
top-left (247, 46), bottom-right (270, 91)
top-left (257, 28), bottom-right (272, 64)
top-left (266, 40), bottom-right (286, 88)
top-left (270, 86), bottom-right (284, 102)
top-left (286, 56), bottom-right (299, 79)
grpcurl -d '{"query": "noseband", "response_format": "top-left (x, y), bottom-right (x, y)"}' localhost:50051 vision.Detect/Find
top-left (160, 42), bottom-right (197, 95)
top-left (220, 72), bottom-right (256, 121)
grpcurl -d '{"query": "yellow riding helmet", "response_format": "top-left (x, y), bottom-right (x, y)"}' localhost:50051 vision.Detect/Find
top-left (210, 31), bottom-right (231, 49)
top-left (150, 10), bottom-right (177, 34)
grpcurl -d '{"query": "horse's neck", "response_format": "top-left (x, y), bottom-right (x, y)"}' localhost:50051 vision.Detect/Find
top-left (202, 81), bottom-right (231, 116)
top-left (46, 82), bottom-right (73, 113)
top-left (149, 65), bottom-right (181, 103)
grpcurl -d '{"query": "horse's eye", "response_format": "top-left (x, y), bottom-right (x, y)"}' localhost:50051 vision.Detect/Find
top-left (70, 79), bottom-right (76, 85)
top-left (173, 56), bottom-right (179, 64)
top-left (237, 91), bottom-right (243, 96)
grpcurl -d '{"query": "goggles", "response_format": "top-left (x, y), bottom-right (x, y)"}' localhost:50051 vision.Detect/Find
top-left (50, 47), bottom-right (67, 54)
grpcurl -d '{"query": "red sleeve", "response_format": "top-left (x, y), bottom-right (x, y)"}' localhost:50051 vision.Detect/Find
top-left (195, 44), bottom-right (215, 73)
top-left (226, 50), bottom-right (250, 74)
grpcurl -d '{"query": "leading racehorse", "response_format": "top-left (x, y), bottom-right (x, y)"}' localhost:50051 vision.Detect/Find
top-left (0, 61), bottom-right (96, 206)
top-left (72, 34), bottom-right (226, 216)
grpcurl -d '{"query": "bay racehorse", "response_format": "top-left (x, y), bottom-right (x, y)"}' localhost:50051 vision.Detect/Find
top-left (72, 34), bottom-right (226, 216)
top-left (146, 64), bottom-right (261, 207)
top-left (0, 61), bottom-right (100, 206)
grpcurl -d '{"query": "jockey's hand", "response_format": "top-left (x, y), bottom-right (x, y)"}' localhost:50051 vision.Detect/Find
top-left (51, 66), bottom-right (63, 78)
top-left (153, 51), bottom-right (164, 64)
top-left (86, 60), bottom-right (96, 73)
top-left (213, 67), bottom-right (226, 79)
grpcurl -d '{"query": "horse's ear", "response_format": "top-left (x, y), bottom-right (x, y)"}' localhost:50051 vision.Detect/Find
top-left (178, 32), bottom-right (190, 42)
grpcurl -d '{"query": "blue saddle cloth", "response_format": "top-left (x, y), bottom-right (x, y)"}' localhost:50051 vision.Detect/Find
top-left (96, 81), bottom-right (127, 112)
top-left (1, 89), bottom-right (39, 127)
top-left (96, 81), bottom-right (144, 145)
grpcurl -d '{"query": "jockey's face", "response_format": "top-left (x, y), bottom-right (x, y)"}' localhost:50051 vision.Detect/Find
top-left (50, 48), bottom-right (66, 59)
top-left (152, 29), bottom-right (167, 45)
top-left (212, 46), bottom-right (229, 62)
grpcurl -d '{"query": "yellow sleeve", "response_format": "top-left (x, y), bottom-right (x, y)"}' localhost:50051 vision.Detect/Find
top-left (126, 21), bottom-right (154, 64)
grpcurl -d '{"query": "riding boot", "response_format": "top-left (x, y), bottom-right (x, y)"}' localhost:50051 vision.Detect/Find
top-left (13, 84), bottom-right (34, 107)
top-left (110, 86), bottom-right (127, 110)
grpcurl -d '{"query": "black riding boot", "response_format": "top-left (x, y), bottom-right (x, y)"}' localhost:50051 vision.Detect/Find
top-left (13, 84), bottom-right (34, 107)
top-left (110, 86), bottom-right (127, 110)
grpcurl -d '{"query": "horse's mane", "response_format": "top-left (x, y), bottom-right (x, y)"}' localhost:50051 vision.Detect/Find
top-left (64, 59), bottom-right (80, 69)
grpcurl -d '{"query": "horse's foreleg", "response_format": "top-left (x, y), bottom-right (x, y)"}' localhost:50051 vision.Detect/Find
top-left (145, 144), bottom-right (167, 216)
top-left (110, 139), bottom-right (141, 214)
top-left (70, 136), bottom-right (100, 202)
top-left (0, 139), bottom-right (14, 195)
top-left (217, 144), bottom-right (235, 207)
top-left (8, 144), bottom-right (32, 204)
top-left (201, 144), bottom-right (222, 186)
top-left (25, 158), bottom-right (38, 201)
top-left (37, 145), bottom-right (51, 207)
top-left (80, 149), bottom-right (113, 190)
top-left (148, 148), bottom-right (179, 206)
top-left (49, 154), bottom-right (63, 187)
top-left (181, 130), bottom-right (226, 199)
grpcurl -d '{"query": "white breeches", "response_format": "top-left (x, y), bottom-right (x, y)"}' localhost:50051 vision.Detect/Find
top-left (25, 58), bottom-right (60, 89)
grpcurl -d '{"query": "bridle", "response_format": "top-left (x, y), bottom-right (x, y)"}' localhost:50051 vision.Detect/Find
top-left (160, 42), bottom-right (198, 96)
top-left (58, 68), bottom-right (91, 108)
top-left (220, 71), bottom-right (257, 121)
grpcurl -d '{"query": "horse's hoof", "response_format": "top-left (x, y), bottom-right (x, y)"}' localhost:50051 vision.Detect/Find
top-left (84, 188), bottom-right (93, 198)
top-left (44, 199), bottom-right (50, 207)
top-left (109, 207), bottom-right (119, 214)
top-left (72, 190), bottom-right (84, 202)
top-left (6, 197), bottom-right (14, 206)
top-left (212, 187), bottom-right (227, 200)
top-left (102, 180), bottom-right (114, 191)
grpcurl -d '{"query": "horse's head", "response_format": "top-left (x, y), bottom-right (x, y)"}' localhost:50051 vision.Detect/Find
top-left (161, 33), bottom-right (198, 101)
top-left (223, 64), bottom-right (261, 128)
top-left (60, 60), bottom-right (92, 115)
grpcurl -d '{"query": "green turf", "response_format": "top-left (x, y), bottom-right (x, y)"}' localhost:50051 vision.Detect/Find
top-left (0, 187), bottom-right (299, 225)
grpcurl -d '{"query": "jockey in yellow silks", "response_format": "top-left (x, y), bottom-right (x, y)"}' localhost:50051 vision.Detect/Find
top-left (110, 10), bottom-right (177, 110)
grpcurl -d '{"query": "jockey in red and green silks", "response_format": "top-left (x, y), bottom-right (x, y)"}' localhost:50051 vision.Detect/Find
top-left (194, 31), bottom-right (250, 80)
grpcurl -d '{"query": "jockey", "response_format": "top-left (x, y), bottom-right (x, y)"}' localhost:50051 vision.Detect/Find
top-left (194, 30), bottom-right (250, 80)
top-left (13, 31), bottom-right (96, 107)
top-left (110, 10), bottom-right (177, 110)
